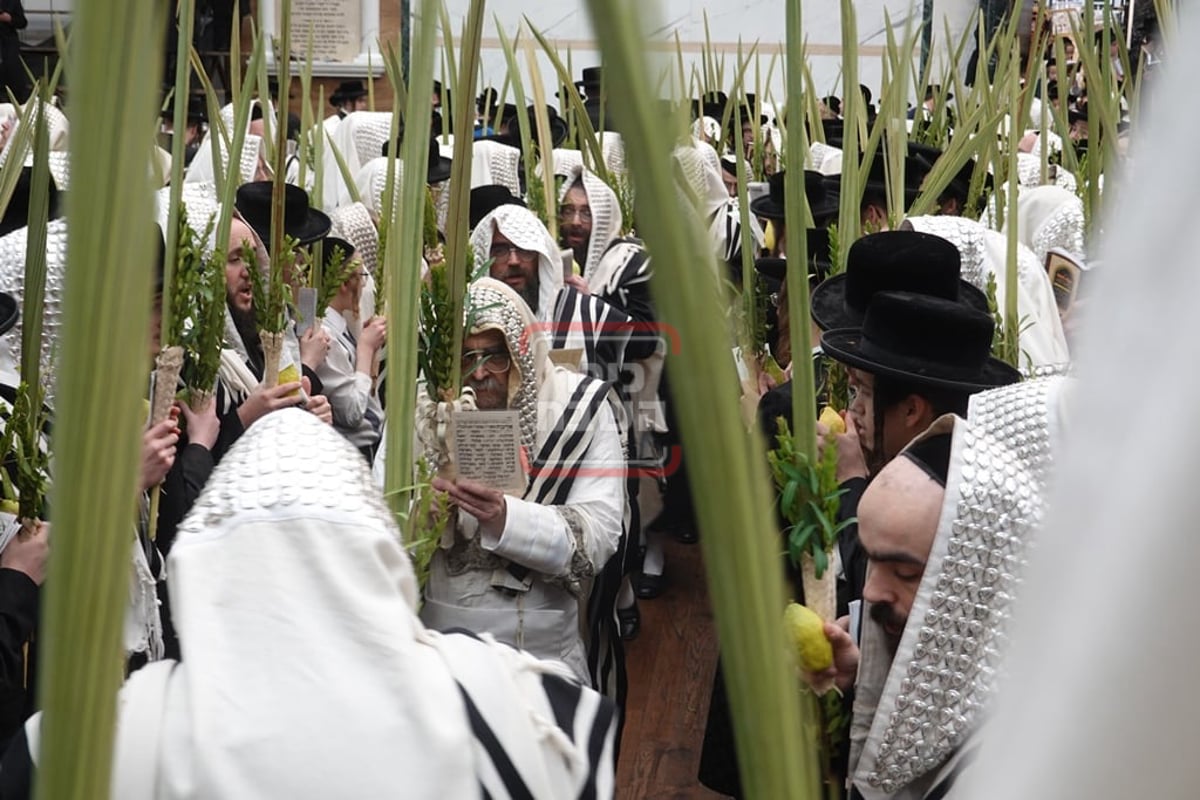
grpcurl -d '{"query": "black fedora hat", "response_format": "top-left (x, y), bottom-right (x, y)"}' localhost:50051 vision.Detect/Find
top-left (575, 66), bottom-right (602, 90)
top-left (235, 181), bottom-right (331, 248)
top-left (469, 184), bottom-right (527, 230)
top-left (810, 230), bottom-right (989, 331)
top-left (161, 92), bottom-right (207, 124)
top-left (750, 170), bottom-right (840, 224)
top-left (0, 167), bottom-right (62, 238)
top-left (754, 228), bottom-right (833, 283)
top-left (841, 145), bottom-right (931, 207)
top-left (484, 104), bottom-right (570, 150)
top-left (821, 291), bottom-right (1020, 392)
top-left (690, 91), bottom-right (729, 121)
top-left (382, 136), bottom-right (452, 184)
top-left (330, 80), bottom-right (368, 107)
top-left (904, 141), bottom-right (992, 204)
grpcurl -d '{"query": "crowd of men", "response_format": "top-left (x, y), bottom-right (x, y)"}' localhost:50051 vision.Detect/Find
top-left (0, 7), bottom-right (1159, 796)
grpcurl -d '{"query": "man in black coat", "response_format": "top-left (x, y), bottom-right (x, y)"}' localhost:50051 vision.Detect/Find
top-left (0, 1), bottom-right (26, 104)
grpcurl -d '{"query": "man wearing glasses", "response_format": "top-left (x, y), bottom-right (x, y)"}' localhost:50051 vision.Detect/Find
top-left (426, 278), bottom-right (626, 696)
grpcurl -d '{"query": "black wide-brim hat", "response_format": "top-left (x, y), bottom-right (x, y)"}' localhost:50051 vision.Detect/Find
top-left (754, 228), bottom-right (833, 282)
top-left (426, 138), bottom-right (453, 184)
top-left (483, 110), bottom-right (570, 151)
top-left (750, 170), bottom-right (840, 223)
top-left (235, 181), bottom-right (331, 248)
top-left (469, 184), bottom-right (527, 230)
top-left (574, 66), bottom-right (602, 90)
top-left (0, 292), bottom-right (16, 337)
top-left (821, 291), bottom-right (1021, 392)
top-left (810, 230), bottom-right (989, 331)
top-left (331, 80), bottom-right (368, 106)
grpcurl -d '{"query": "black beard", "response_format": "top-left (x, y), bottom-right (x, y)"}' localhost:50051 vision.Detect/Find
top-left (869, 600), bottom-right (907, 656)
top-left (519, 270), bottom-right (539, 314)
top-left (228, 298), bottom-right (265, 376)
top-left (569, 241), bottom-right (588, 271)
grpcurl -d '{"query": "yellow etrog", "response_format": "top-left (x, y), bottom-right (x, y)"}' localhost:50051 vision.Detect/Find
top-left (784, 602), bottom-right (833, 673)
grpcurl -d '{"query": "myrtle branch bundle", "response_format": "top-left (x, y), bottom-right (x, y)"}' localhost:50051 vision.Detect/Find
top-left (168, 207), bottom-right (227, 408)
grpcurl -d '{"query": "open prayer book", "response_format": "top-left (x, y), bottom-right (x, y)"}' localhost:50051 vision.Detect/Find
top-left (449, 409), bottom-right (527, 495)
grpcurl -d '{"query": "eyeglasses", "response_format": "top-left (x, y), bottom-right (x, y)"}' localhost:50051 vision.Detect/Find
top-left (488, 243), bottom-right (537, 262)
top-left (461, 348), bottom-right (512, 374)
top-left (559, 205), bottom-right (592, 223)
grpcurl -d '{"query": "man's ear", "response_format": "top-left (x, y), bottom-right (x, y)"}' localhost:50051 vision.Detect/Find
top-left (903, 393), bottom-right (938, 436)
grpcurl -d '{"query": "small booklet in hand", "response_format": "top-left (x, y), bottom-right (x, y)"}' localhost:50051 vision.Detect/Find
top-left (449, 409), bottom-right (527, 495)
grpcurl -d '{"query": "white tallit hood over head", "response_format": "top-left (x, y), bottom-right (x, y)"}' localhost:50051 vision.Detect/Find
top-left (118, 409), bottom-right (477, 798)
top-left (1009, 184), bottom-right (1086, 265)
top-left (904, 215), bottom-right (1070, 370)
top-left (185, 101), bottom-right (269, 186)
top-left (558, 164), bottom-right (622, 277)
top-left (470, 205), bottom-right (564, 320)
top-left (466, 277), bottom-right (551, 452)
top-left (850, 410), bottom-right (1049, 799)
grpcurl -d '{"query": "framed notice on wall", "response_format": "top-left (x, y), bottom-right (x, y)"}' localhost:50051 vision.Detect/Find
top-left (281, 0), bottom-right (363, 63)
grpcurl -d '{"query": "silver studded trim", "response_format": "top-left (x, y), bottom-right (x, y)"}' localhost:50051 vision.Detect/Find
top-left (344, 111), bottom-right (396, 169)
top-left (177, 407), bottom-right (398, 540)
top-left (0, 218), bottom-right (69, 398)
top-left (368, 157), bottom-right (405, 219)
top-left (466, 279), bottom-right (540, 454)
top-left (474, 140), bottom-right (522, 198)
top-left (329, 202), bottom-right (380, 277)
top-left (1030, 190), bottom-right (1086, 265)
top-left (904, 215), bottom-right (989, 289)
top-left (968, 376), bottom-right (1067, 489)
top-left (860, 415), bottom-right (1046, 792)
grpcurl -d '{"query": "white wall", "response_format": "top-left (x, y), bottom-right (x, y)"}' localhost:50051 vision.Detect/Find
top-left (438, 0), bottom-right (979, 111)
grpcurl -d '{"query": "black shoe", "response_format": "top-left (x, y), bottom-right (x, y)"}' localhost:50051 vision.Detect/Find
top-left (617, 603), bottom-right (640, 640)
top-left (635, 571), bottom-right (665, 599)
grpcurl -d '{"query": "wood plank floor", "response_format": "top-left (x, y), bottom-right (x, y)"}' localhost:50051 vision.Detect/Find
top-left (615, 537), bottom-right (731, 799)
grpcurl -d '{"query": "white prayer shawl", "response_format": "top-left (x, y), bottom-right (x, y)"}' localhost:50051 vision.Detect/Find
top-left (1008, 184), bottom-right (1086, 264)
top-left (557, 164), bottom-right (622, 278)
top-left (21, 410), bottom-right (615, 799)
top-left (184, 101), bottom-right (275, 186)
top-left (329, 202), bottom-right (381, 328)
top-left (904, 215), bottom-right (1070, 370)
top-left (553, 147), bottom-right (585, 178)
top-left (320, 110), bottom-right (394, 209)
top-left (316, 305), bottom-right (383, 449)
top-left (422, 279), bottom-right (625, 684)
top-left (850, 411), bottom-right (1049, 799)
top-left (672, 141), bottom-right (764, 265)
top-left (470, 205), bottom-right (564, 322)
top-left (471, 139), bottom-right (522, 195)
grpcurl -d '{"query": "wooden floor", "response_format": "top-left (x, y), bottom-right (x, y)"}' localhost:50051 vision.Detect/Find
top-left (616, 537), bottom-right (731, 799)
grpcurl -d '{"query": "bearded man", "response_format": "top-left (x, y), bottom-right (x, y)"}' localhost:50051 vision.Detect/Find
top-left (557, 165), bottom-right (622, 278)
top-left (470, 204), bottom-right (636, 379)
top-left (213, 214), bottom-right (333, 459)
top-left (817, 377), bottom-right (1062, 798)
top-left (425, 278), bottom-right (625, 692)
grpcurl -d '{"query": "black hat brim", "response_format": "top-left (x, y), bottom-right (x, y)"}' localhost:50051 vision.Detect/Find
top-left (810, 272), bottom-right (990, 332)
top-left (820, 328), bottom-right (1021, 392)
top-left (0, 292), bottom-right (17, 337)
top-left (292, 209), bottom-right (332, 246)
top-left (428, 156), bottom-right (453, 184)
top-left (750, 196), bottom-right (840, 224)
